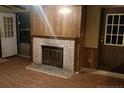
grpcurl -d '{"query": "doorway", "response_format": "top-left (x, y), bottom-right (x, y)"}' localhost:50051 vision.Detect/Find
top-left (98, 7), bottom-right (124, 74)
top-left (16, 13), bottom-right (31, 58)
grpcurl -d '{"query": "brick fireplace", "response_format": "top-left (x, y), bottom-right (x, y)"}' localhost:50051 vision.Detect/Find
top-left (33, 37), bottom-right (75, 72)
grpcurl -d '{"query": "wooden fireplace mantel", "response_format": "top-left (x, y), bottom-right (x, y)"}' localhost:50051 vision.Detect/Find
top-left (32, 35), bottom-right (79, 41)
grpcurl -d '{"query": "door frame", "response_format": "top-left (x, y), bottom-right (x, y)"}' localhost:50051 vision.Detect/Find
top-left (97, 8), bottom-right (105, 69)
top-left (16, 12), bottom-right (32, 58)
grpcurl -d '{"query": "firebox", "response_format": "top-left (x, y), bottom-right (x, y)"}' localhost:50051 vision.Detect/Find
top-left (42, 45), bottom-right (63, 68)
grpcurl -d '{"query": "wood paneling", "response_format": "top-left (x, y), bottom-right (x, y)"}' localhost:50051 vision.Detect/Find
top-left (80, 6), bottom-right (101, 69)
top-left (104, 7), bottom-right (124, 14)
top-left (75, 6), bottom-right (86, 71)
top-left (31, 6), bottom-right (82, 38)
top-left (32, 35), bottom-right (77, 40)
top-left (82, 48), bottom-right (98, 68)
top-left (0, 56), bottom-right (124, 87)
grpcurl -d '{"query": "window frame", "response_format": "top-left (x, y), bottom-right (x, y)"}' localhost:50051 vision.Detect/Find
top-left (104, 14), bottom-right (124, 46)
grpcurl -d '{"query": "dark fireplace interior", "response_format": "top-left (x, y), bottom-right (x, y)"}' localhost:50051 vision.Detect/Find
top-left (42, 45), bottom-right (63, 68)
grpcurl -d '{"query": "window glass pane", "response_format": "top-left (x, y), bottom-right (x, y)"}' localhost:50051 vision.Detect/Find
top-left (19, 31), bottom-right (30, 43)
top-left (11, 31), bottom-right (13, 37)
top-left (4, 17), bottom-right (6, 23)
top-left (120, 15), bottom-right (124, 24)
top-left (4, 24), bottom-right (7, 38)
top-left (8, 17), bottom-right (11, 24)
top-left (11, 24), bottom-right (13, 31)
top-left (3, 17), bottom-right (14, 38)
top-left (5, 17), bottom-right (7, 23)
top-left (6, 24), bottom-right (8, 37)
top-left (106, 35), bottom-right (111, 44)
top-left (10, 31), bottom-right (12, 37)
top-left (112, 35), bottom-right (117, 44)
top-left (8, 24), bottom-right (10, 30)
top-left (107, 25), bottom-right (112, 34)
top-left (114, 15), bottom-right (119, 24)
top-left (4, 31), bottom-right (6, 37)
top-left (119, 26), bottom-right (124, 35)
top-left (107, 15), bottom-right (113, 24)
top-left (4, 24), bottom-right (6, 31)
top-left (10, 18), bottom-right (12, 23)
top-left (19, 15), bottom-right (30, 29)
top-left (113, 26), bottom-right (118, 34)
top-left (7, 17), bottom-right (9, 23)
top-left (8, 31), bottom-right (10, 37)
top-left (117, 36), bottom-right (123, 44)
top-left (3, 17), bottom-right (6, 23)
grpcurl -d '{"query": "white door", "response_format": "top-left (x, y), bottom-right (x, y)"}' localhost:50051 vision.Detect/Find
top-left (0, 13), bottom-right (17, 57)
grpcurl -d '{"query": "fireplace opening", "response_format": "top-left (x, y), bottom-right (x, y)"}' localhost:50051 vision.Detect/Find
top-left (42, 45), bottom-right (63, 68)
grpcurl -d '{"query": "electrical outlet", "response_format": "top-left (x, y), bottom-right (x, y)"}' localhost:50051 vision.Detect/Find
top-left (88, 58), bottom-right (92, 63)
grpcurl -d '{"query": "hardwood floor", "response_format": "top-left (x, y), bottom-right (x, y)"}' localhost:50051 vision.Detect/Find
top-left (0, 56), bottom-right (124, 88)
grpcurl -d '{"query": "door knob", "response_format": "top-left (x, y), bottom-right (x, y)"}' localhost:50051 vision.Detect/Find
top-left (101, 39), bottom-right (104, 42)
top-left (100, 36), bottom-right (104, 42)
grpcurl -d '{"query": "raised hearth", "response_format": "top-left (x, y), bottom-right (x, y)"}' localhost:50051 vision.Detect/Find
top-left (26, 63), bottom-right (73, 79)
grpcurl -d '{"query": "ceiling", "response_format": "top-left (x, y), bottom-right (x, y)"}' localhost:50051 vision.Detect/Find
top-left (0, 5), bottom-right (29, 10)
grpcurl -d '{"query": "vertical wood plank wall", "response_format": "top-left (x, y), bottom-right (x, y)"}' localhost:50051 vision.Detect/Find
top-left (82, 48), bottom-right (98, 68)
top-left (75, 7), bottom-right (86, 71)
top-left (31, 6), bottom-right (82, 38)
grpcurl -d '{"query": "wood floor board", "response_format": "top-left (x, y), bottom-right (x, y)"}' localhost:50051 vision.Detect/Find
top-left (0, 56), bottom-right (124, 88)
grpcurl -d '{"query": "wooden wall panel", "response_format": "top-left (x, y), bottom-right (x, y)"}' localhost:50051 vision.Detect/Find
top-left (82, 48), bottom-right (98, 69)
top-left (75, 6), bottom-right (86, 72)
top-left (31, 6), bottom-right (82, 38)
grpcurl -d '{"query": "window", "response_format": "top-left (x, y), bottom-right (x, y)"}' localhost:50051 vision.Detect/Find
top-left (104, 14), bottom-right (124, 46)
top-left (3, 17), bottom-right (13, 38)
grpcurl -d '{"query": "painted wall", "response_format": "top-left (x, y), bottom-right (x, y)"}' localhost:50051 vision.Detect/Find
top-left (85, 6), bottom-right (101, 48)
